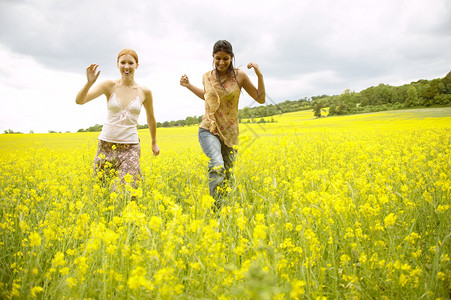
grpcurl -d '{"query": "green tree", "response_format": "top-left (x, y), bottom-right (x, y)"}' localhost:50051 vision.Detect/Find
top-left (405, 86), bottom-right (418, 107)
top-left (313, 101), bottom-right (324, 118)
top-left (3, 129), bottom-right (23, 134)
top-left (185, 116), bottom-right (198, 126)
top-left (438, 82), bottom-right (446, 93)
top-left (328, 104), bottom-right (337, 115)
top-left (336, 101), bottom-right (348, 115)
top-left (422, 83), bottom-right (437, 100)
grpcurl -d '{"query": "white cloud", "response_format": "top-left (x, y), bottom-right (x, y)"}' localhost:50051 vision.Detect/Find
top-left (0, 0), bottom-right (450, 133)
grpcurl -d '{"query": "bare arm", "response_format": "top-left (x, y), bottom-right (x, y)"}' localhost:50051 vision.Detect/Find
top-left (75, 64), bottom-right (110, 104)
top-left (180, 74), bottom-right (205, 100)
top-left (239, 63), bottom-right (265, 104)
top-left (143, 88), bottom-right (160, 156)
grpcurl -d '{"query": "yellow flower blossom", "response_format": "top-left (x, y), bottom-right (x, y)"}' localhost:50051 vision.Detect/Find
top-left (30, 286), bottom-right (43, 298)
top-left (436, 204), bottom-right (449, 213)
top-left (66, 277), bottom-right (77, 288)
top-left (285, 222), bottom-right (294, 231)
top-left (51, 252), bottom-right (66, 267)
top-left (127, 266), bottom-right (153, 291)
top-left (384, 213), bottom-right (397, 228)
top-left (29, 232), bottom-right (41, 247)
top-left (340, 254), bottom-right (351, 265)
top-left (290, 279), bottom-right (306, 299)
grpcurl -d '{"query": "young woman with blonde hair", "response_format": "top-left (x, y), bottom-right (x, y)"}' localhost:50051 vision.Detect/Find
top-left (76, 49), bottom-right (160, 186)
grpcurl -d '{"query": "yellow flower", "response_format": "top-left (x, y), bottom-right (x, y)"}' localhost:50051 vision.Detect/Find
top-left (110, 191), bottom-right (118, 201)
top-left (123, 173), bottom-right (133, 183)
top-left (436, 204), bottom-right (449, 213)
top-left (66, 277), bottom-right (77, 288)
top-left (253, 224), bottom-right (267, 243)
top-left (236, 215), bottom-right (247, 231)
top-left (127, 267), bottom-right (153, 291)
top-left (66, 248), bottom-right (77, 256)
top-left (29, 232), bottom-right (41, 247)
top-left (59, 267), bottom-right (70, 275)
top-left (189, 262), bottom-right (201, 271)
top-left (285, 222), bottom-right (294, 231)
top-left (340, 254), bottom-right (351, 265)
top-left (30, 286), bottom-right (43, 298)
top-left (106, 244), bottom-right (117, 255)
top-left (51, 252), bottom-right (66, 267)
top-left (149, 216), bottom-right (162, 231)
top-left (290, 279), bottom-right (306, 299)
top-left (384, 213), bottom-right (397, 228)
top-left (130, 187), bottom-right (143, 197)
top-left (255, 213), bottom-right (265, 222)
top-left (399, 274), bottom-right (409, 286)
top-left (74, 256), bottom-right (88, 276)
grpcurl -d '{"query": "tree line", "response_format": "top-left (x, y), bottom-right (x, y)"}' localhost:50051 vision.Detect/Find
top-left (162, 70), bottom-right (451, 124)
top-left (313, 71), bottom-right (451, 117)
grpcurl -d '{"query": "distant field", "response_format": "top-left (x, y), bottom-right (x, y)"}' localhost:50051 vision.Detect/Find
top-left (246, 106), bottom-right (451, 130)
top-left (1, 107), bottom-right (450, 299)
top-left (1, 107), bottom-right (450, 150)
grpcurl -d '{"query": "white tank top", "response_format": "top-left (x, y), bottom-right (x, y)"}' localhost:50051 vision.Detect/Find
top-left (98, 87), bottom-right (144, 144)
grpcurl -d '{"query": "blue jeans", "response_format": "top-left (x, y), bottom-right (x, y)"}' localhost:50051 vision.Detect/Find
top-left (198, 128), bottom-right (236, 199)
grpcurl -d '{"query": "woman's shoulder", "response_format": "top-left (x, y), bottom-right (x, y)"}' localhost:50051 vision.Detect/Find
top-left (97, 79), bottom-right (116, 89)
top-left (235, 68), bottom-right (246, 76)
top-left (235, 68), bottom-right (248, 85)
top-left (139, 85), bottom-right (151, 94)
top-left (96, 79), bottom-right (116, 87)
top-left (96, 80), bottom-right (116, 96)
top-left (202, 71), bottom-right (213, 84)
top-left (138, 85), bottom-right (152, 102)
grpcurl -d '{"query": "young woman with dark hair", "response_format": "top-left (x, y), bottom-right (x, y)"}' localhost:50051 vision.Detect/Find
top-left (180, 40), bottom-right (265, 208)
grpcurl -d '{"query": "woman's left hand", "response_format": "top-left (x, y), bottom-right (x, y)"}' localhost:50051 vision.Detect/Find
top-left (247, 62), bottom-right (262, 77)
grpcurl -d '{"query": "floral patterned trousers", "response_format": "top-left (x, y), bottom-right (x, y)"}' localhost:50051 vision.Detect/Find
top-left (93, 140), bottom-right (141, 184)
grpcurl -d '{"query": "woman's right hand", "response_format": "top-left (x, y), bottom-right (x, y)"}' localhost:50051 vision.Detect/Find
top-left (180, 74), bottom-right (205, 100)
top-left (180, 74), bottom-right (190, 87)
top-left (87, 64), bottom-right (101, 84)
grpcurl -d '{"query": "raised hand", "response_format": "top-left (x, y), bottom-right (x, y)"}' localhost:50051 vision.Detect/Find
top-left (87, 64), bottom-right (101, 84)
top-left (180, 74), bottom-right (190, 87)
top-left (247, 62), bottom-right (262, 77)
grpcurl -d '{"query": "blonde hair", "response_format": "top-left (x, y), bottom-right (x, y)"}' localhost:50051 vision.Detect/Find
top-left (117, 49), bottom-right (138, 64)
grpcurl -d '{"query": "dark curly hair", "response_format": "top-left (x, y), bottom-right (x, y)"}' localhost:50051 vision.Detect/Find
top-left (212, 40), bottom-right (238, 89)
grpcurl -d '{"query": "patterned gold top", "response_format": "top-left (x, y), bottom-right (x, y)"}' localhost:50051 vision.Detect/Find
top-left (199, 71), bottom-right (241, 147)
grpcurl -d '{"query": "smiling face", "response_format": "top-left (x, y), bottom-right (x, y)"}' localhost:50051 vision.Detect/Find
top-left (213, 51), bottom-right (233, 75)
top-left (117, 54), bottom-right (138, 78)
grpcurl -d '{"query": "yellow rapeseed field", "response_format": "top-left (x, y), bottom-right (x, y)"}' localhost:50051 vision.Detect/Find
top-left (1, 108), bottom-right (450, 299)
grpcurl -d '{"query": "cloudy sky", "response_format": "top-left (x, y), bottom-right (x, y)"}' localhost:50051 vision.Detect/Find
top-left (0, 0), bottom-right (450, 133)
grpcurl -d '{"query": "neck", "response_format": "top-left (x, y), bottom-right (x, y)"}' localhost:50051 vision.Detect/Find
top-left (215, 69), bottom-right (228, 77)
top-left (119, 77), bottom-right (135, 86)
